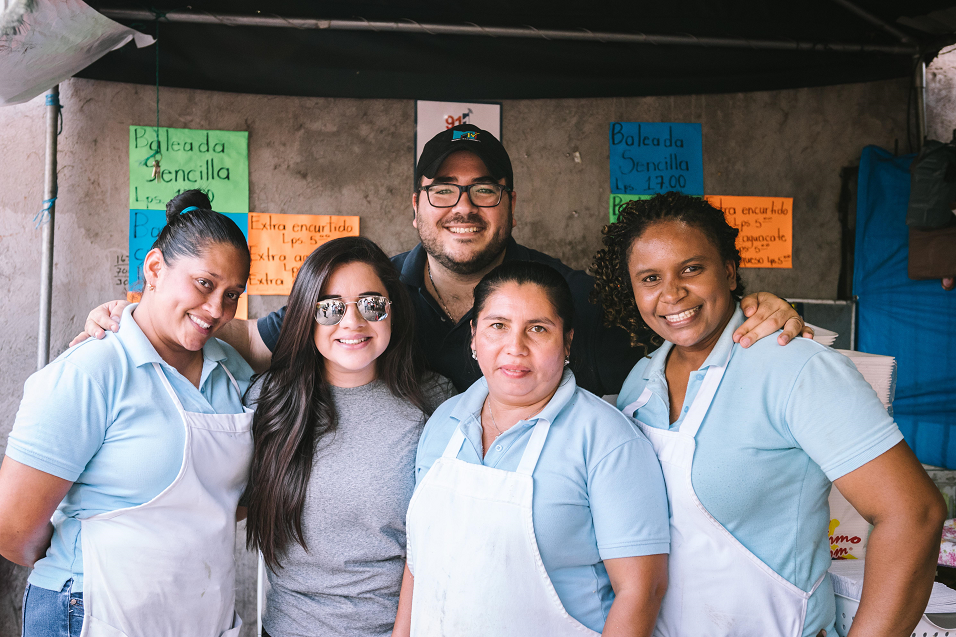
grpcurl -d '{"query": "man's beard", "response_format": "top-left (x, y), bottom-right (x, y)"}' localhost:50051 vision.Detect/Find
top-left (418, 212), bottom-right (512, 276)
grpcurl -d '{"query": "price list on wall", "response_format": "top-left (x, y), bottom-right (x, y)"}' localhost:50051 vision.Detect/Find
top-left (705, 196), bottom-right (793, 268)
top-left (608, 122), bottom-right (703, 222)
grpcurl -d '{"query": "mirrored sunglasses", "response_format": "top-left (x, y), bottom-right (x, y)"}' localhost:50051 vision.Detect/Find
top-left (315, 295), bottom-right (391, 326)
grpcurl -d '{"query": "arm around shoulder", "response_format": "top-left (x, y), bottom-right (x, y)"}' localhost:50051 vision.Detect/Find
top-left (735, 292), bottom-right (811, 347)
top-left (217, 318), bottom-right (272, 373)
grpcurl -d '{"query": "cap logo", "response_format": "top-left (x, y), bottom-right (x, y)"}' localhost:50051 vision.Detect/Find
top-left (452, 130), bottom-right (479, 141)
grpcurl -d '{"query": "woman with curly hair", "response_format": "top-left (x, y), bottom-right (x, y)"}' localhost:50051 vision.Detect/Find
top-left (590, 192), bottom-right (945, 637)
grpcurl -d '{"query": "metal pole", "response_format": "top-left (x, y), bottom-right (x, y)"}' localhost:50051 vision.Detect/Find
top-left (850, 297), bottom-right (857, 351)
top-left (98, 9), bottom-right (918, 55)
top-left (828, 0), bottom-right (914, 45)
top-left (915, 56), bottom-right (927, 149)
top-left (37, 85), bottom-right (59, 370)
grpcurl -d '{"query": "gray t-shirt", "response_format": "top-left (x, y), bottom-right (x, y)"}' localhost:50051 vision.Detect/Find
top-left (251, 375), bottom-right (455, 637)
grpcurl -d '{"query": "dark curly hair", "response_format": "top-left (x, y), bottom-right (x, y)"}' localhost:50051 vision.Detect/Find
top-left (589, 191), bottom-right (745, 353)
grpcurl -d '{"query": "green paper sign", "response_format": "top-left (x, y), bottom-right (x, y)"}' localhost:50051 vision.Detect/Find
top-left (129, 126), bottom-right (249, 213)
top-left (609, 194), bottom-right (653, 223)
top-left (609, 194), bottom-right (706, 222)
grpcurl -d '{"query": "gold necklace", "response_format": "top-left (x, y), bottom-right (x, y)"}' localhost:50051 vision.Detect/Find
top-left (426, 260), bottom-right (455, 321)
top-left (486, 401), bottom-right (504, 438)
top-left (485, 399), bottom-right (539, 439)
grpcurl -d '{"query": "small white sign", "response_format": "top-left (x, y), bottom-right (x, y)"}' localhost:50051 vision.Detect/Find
top-left (415, 100), bottom-right (502, 166)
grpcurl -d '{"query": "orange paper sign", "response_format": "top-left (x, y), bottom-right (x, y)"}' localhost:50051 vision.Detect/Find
top-left (704, 196), bottom-right (793, 268)
top-left (247, 213), bottom-right (360, 295)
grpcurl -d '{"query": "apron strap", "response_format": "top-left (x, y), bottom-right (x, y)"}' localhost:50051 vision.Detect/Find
top-left (153, 359), bottom-right (244, 410)
top-left (151, 362), bottom-right (186, 414)
top-left (218, 362), bottom-right (243, 399)
top-left (439, 416), bottom-right (552, 476)
top-left (515, 419), bottom-right (552, 476)
top-left (678, 363), bottom-right (726, 438)
top-left (622, 387), bottom-right (653, 419)
top-left (678, 344), bottom-right (736, 438)
top-left (441, 427), bottom-right (467, 459)
top-left (809, 570), bottom-right (827, 595)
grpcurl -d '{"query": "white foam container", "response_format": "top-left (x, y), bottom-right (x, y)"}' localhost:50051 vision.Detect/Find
top-left (834, 594), bottom-right (956, 637)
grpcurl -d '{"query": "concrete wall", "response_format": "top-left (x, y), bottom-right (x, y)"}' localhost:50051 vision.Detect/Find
top-left (927, 46), bottom-right (956, 143)
top-left (0, 76), bottom-right (909, 635)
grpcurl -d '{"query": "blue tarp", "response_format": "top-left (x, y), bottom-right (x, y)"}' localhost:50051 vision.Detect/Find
top-left (854, 145), bottom-right (956, 468)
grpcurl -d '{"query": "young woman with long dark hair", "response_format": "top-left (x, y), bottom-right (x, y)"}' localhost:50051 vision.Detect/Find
top-left (244, 236), bottom-right (454, 637)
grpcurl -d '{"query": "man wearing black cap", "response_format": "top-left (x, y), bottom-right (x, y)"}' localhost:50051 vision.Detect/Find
top-left (76, 125), bottom-right (806, 396)
top-left (384, 124), bottom-right (632, 394)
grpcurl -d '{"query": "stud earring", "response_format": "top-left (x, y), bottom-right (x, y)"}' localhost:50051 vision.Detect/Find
top-left (471, 350), bottom-right (477, 360)
top-left (146, 283), bottom-right (155, 292)
top-left (564, 356), bottom-right (570, 366)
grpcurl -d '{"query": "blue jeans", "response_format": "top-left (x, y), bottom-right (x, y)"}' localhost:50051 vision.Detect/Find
top-left (21, 580), bottom-right (84, 637)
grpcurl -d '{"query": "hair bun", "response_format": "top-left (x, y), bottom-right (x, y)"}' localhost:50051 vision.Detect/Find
top-left (165, 189), bottom-right (212, 223)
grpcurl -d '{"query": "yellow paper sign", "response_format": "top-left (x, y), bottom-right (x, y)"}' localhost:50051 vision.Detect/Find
top-left (247, 213), bottom-right (360, 295)
top-left (704, 196), bottom-right (793, 268)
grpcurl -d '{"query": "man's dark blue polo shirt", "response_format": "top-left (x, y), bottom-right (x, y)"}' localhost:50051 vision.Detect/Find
top-left (256, 239), bottom-right (641, 396)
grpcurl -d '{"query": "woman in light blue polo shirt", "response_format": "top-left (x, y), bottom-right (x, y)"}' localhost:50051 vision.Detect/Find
top-left (393, 261), bottom-right (670, 637)
top-left (590, 192), bottom-right (946, 637)
top-left (0, 191), bottom-right (254, 637)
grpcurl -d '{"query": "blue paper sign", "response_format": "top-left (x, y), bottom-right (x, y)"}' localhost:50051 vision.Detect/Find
top-left (128, 209), bottom-right (249, 288)
top-left (609, 122), bottom-right (703, 196)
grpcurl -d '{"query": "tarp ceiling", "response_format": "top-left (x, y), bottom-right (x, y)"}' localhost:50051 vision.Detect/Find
top-left (82, 1), bottom-right (956, 99)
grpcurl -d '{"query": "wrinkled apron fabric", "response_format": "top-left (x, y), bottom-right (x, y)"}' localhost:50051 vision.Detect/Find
top-left (406, 418), bottom-right (599, 637)
top-left (623, 353), bottom-right (824, 637)
top-left (79, 362), bottom-right (253, 637)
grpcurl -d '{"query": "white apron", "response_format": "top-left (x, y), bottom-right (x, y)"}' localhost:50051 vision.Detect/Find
top-left (623, 353), bottom-right (825, 637)
top-left (405, 418), bottom-right (600, 637)
top-left (79, 362), bottom-right (254, 637)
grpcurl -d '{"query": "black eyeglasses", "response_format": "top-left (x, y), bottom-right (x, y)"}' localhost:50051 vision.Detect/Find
top-left (315, 296), bottom-right (391, 326)
top-left (419, 182), bottom-right (512, 208)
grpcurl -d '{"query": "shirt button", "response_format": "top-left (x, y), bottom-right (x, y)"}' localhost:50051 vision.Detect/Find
top-left (70, 599), bottom-right (78, 606)
top-left (495, 444), bottom-right (503, 451)
top-left (696, 374), bottom-right (705, 381)
top-left (683, 406), bottom-right (689, 413)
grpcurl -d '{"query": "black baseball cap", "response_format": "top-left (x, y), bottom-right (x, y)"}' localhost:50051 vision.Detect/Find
top-left (416, 124), bottom-right (513, 188)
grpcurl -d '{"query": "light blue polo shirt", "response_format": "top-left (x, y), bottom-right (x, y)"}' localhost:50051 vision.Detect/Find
top-left (5, 303), bottom-right (253, 593)
top-left (617, 305), bottom-right (904, 637)
top-left (415, 370), bottom-right (670, 633)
